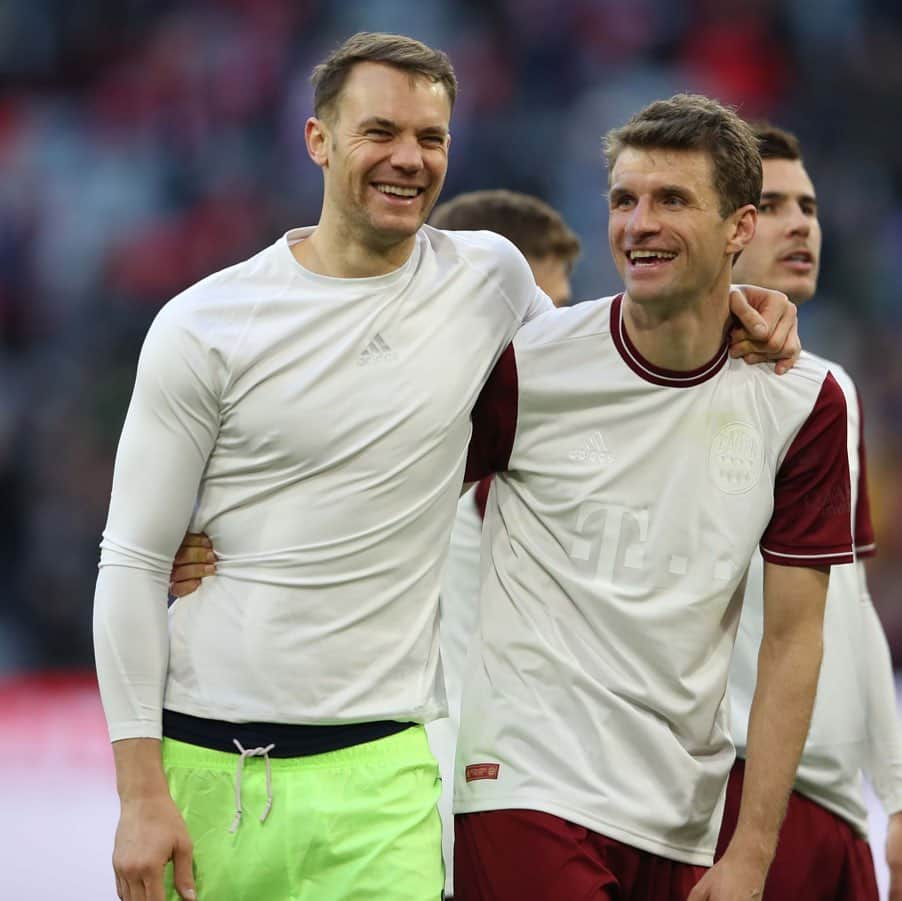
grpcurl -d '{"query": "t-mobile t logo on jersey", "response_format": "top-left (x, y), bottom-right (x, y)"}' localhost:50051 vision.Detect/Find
top-left (569, 501), bottom-right (737, 586)
top-left (568, 430), bottom-right (615, 465)
top-left (571, 503), bottom-right (647, 578)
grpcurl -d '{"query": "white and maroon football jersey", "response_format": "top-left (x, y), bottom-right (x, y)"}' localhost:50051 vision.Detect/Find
top-left (453, 294), bottom-right (853, 866)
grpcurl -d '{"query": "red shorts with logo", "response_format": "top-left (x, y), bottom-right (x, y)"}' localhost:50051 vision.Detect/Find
top-left (454, 808), bottom-right (706, 900)
top-left (716, 759), bottom-right (878, 901)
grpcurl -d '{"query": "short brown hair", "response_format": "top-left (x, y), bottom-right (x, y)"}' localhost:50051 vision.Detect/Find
top-left (749, 121), bottom-right (803, 162)
top-left (430, 190), bottom-right (581, 265)
top-left (311, 32), bottom-right (458, 121)
top-left (603, 93), bottom-right (761, 218)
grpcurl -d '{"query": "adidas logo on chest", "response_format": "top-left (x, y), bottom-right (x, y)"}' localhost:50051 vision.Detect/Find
top-left (569, 430), bottom-right (615, 466)
top-left (358, 333), bottom-right (395, 365)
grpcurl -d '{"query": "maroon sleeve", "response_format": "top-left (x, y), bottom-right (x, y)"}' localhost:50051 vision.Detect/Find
top-left (464, 343), bottom-right (518, 482)
top-left (760, 371), bottom-right (854, 567)
top-left (854, 387), bottom-right (877, 558)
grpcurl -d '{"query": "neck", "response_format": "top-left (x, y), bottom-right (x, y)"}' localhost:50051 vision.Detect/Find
top-left (293, 211), bottom-right (417, 278)
top-left (621, 278), bottom-right (732, 371)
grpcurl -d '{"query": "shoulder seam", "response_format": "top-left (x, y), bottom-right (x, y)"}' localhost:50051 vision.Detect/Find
top-left (515, 301), bottom-right (615, 351)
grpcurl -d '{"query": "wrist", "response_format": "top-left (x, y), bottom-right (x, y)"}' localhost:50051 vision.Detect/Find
top-left (118, 785), bottom-right (172, 805)
top-left (722, 828), bottom-right (774, 877)
top-left (112, 737), bottom-right (170, 801)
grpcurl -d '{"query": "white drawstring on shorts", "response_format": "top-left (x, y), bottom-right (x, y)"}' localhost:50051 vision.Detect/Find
top-left (229, 739), bottom-right (276, 834)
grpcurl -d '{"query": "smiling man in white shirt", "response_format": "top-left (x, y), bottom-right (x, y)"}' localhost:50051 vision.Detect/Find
top-left (453, 95), bottom-right (851, 901)
top-left (93, 32), bottom-right (553, 901)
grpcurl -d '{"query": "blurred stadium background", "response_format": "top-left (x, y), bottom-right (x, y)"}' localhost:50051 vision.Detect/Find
top-left (1, 0), bottom-right (900, 896)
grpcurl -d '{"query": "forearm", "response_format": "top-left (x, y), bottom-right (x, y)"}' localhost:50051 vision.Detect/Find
top-left (728, 621), bottom-right (823, 869)
top-left (94, 562), bottom-right (171, 740)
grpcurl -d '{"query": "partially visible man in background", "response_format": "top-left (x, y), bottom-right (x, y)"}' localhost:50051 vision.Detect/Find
top-left (719, 122), bottom-right (902, 901)
top-left (429, 189), bottom-right (580, 306)
top-left (428, 189), bottom-right (580, 898)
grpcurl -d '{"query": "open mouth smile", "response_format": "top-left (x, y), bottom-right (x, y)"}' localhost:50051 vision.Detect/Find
top-left (372, 183), bottom-right (425, 204)
top-left (626, 249), bottom-right (678, 270)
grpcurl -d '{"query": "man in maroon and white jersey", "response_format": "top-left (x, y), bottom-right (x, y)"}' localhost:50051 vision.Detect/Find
top-left (718, 122), bottom-right (902, 901)
top-left (453, 95), bottom-right (853, 900)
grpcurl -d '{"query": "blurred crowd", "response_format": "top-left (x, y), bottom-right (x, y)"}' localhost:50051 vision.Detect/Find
top-left (1, 0), bottom-right (900, 671)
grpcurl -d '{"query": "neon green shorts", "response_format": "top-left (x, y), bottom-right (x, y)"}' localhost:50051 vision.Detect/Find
top-left (162, 725), bottom-right (443, 901)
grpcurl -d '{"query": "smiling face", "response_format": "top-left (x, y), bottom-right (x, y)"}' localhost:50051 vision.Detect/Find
top-left (608, 147), bottom-right (756, 312)
top-left (307, 61), bottom-right (451, 255)
top-left (732, 157), bottom-right (821, 304)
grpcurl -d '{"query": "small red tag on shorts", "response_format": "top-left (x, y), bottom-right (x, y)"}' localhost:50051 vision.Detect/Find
top-left (465, 763), bottom-right (500, 782)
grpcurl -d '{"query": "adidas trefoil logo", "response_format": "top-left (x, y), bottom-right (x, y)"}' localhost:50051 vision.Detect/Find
top-left (358, 333), bottom-right (395, 365)
top-left (569, 430), bottom-right (615, 465)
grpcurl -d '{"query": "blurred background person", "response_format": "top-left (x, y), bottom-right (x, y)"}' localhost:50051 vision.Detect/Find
top-left (720, 121), bottom-right (902, 901)
top-left (2, 2), bottom-right (901, 897)
top-left (429, 189), bottom-right (580, 306)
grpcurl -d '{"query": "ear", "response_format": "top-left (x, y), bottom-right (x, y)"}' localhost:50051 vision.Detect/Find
top-left (305, 116), bottom-right (330, 169)
top-left (725, 204), bottom-right (757, 256)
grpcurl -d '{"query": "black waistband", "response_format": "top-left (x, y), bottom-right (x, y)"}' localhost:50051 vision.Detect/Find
top-left (162, 709), bottom-right (415, 758)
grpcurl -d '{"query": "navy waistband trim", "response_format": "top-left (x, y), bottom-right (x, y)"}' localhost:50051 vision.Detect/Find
top-left (162, 709), bottom-right (416, 758)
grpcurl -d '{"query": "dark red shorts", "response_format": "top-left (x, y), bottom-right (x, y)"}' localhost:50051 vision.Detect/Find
top-left (716, 759), bottom-right (878, 901)
top-left (454, 808), bottom-right (706, 900)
